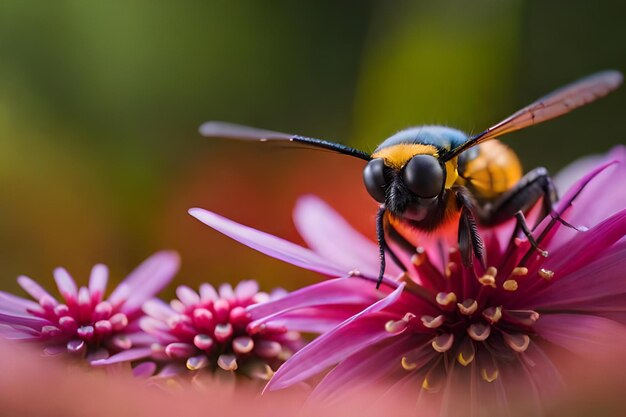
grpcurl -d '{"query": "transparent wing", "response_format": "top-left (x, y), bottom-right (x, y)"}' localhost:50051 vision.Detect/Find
top-left (199, 121), bottom-right (371, 160)
top-left (443, 70), bottom-right (623, 160)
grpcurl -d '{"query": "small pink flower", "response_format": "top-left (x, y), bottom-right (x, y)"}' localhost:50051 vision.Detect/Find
top-left (0, 251), bottom-right (180, 362)
top-left (95, 280), bottom-right (306, 380)
top-left (190, 147), bottom-right (626, 414)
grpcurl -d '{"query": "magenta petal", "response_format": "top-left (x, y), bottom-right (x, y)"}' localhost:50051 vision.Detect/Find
top-left (293, 195), bottom-right (401, 278)
top-left (109, 251), bottom-right (180, 315)
top-left (133, 361), bottom-right (157, 378)
top-left (142, 299), bottom-right (176, 321)
top-left (247, 277), bottom-right (383, 322)
top-left (265, 283), bottom-right (405, 390)
top-left (549, 149), bottom-right (626, 249)
top-left (0, 324), bottom-right (40, 340)
top-left (310, 336), bottom-right (415, 402)
top-left (257, 306), bottom-right (366, 334)
top-left (53, 267), bottom-right (78, 299)
top-left (88, 264), bottom-right (109, 299)
top-left (0, 309), bottom-right (49, 328)
top-left (16, 276), bottom-right (56, 302)
top-left (528, 242), bottom-right (626, 309)
top-left (235, 280), bottom-right (259, 300)
top-left (0, 291), bottom-right (40, 312)
top-left (543, 207), bottom-right (626, 276)
top-left (188, 208), bottom-right (350, 278)
top-left (534, 314), bottom-right (626, 354)
top-left (91, 347), bottom-right (152, 365)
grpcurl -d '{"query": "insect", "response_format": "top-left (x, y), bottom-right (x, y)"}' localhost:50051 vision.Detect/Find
top-left (200, 70), bottom-right (623, 288)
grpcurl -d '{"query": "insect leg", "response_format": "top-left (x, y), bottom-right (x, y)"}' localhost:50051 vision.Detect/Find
top-left (455, 189), bottom-right (486, 268)
top-left (480, 167), bottom-right (556, 227)
top-left (376, 207), bottom-right (406, 289)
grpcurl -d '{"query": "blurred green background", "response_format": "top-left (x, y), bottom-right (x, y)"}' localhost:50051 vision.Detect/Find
top-left (0, 0), bottom-right (624, 296)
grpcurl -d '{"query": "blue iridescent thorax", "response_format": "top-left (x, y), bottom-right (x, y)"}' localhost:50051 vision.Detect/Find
top-left (375, 126), bottom-right (469, 153)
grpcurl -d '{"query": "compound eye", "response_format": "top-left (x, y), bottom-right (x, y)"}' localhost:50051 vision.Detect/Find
top-left (403, 155), bottom-right (444, 198)
top-left (363, 158), bottom-right (387, 203)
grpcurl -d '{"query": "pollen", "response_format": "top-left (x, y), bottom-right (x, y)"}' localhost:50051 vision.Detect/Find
top-left (539, 269), bottom-right (555, 280)
top-left (411, 248), bottom-right (426, 266)
top-left (503, 280), bottom-right (519, 291)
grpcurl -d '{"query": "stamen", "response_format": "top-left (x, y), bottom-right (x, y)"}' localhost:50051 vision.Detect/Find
top-left (109, 313), bottom-right (128, 331)
top-left (193, 334), bottom-right (214, 350)
top-left (457, 299), bottom-right (478, 315)
top-left (478, 276), bottom-right (496, 287)
top-left (254, 340), bottom-right (282, 358)
top-left (502, 280), bottom-right (518, 292)
top-left (539, 269), bottom-right (555, 280)
top-left (503, 333), bottom-right (531, 353)
top-left (467, 323), bottom-right (491, 341)
top-left (482, 306), bottom-right (502, 324)
top-left (58, 316), bottom-right (78, 333)
top-left (66, 339), bottom-right (86, 354)
top-left (445, 262), bottom-right (457, 278)
top-left (457, 339), bottom-right (475, 366)
top-left (217, 353), bottom-right (238, 371)
top-left (481, 367), bottom-right (499, 383)
top-left (436, 292), bottom-right (457, 306)
top-left (431, 333), bottom-right (454, 353)
top-left (385, 313), bottom-right (413, 333)
top-left (232, 336), bottom-right (255, 354)
top-left (401, 356), bottom-right (418, 371)
top-left (251, 364), bottom-right (275, 381)
top-left (186, 355), bottom-right (209, 371)
top-left (111, 335), bottom-right (132, 350)
top-left (213, 323), bottom-right (234, 342)
top-left (348, 269), bottom-right (361, 277)
top-left (511, 267), bottom-right (528, 277)
top-left (411, 250), bottom-right (426, 267)
top-left (486, 266), bottom-right (497, 277)
top-left (503, 309), bottom-right (540, 326)
top-left (421, 315), bottom-right (445, 329)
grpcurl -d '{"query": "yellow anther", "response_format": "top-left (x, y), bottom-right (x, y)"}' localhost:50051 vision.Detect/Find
top-left (481, 368), bottom-right (499, 383)
top-left (421, 315), bottom-right (445, 329)
top-left (483, 306), bottom-right (502, 324)
top-left (401, 356), bottom-right (418, 371)
top-left (511, 267), bottom-right (528, 276)
top-left (457, 299), bottom-right (478, 315)
top-left (503, 333), bottom-right (530, 353)
top-left (457, 351), bottom-right (474, 366)
top-left (486, 266), bottom-right (498, 277)
top-left (478, 275), bottom-right (496, 288)
top-left (539, 269), bottom-right (555, 280)
top-left (467, 323), bottom-right (491, 341)
top-left (436, 292), bottom-right (457, 306)
top-left (503, 280), bottom-right (519, 291)
top-left (431, 333), bottom-right (454, 353)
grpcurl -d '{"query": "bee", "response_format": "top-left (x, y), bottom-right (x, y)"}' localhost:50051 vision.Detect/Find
top-left (200, 70), bottom-right (623, 287)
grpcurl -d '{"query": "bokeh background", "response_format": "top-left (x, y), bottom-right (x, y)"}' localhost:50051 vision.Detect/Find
top-left (1, 0), bottom-right (624, 297)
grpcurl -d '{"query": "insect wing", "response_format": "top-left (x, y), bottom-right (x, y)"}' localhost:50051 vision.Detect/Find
top-left (444, 70), bottom-right (623, 160)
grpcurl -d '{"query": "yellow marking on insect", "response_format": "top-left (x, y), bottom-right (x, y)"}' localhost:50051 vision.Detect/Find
top-left (372, 143), bottom-right (438, 169)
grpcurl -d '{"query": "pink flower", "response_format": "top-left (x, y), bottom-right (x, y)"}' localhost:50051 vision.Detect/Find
top-left (0, 251), bottom-right (180, 363)
top-left (95, 280), bottom-right (307, 380)
top-left (189, 147), bottom-right (626, 415)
